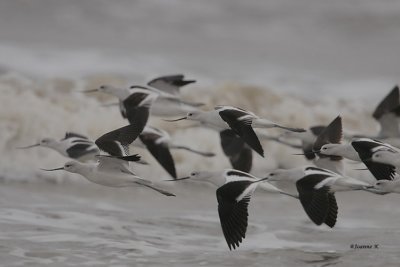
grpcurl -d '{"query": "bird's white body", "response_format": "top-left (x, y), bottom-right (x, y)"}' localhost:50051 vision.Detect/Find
top-left (185, 110), bottom-right (229, 131)
top-left (48, 159), bottom-right (175, 196)
top-left (21, 136), bottom-right (100, 162)
top-left (95, 85), bottom-right (200, 117)
top-left (370, 150), bottom-right (400, 175)
top-left (267, 166), bottom-right (372, 192)
top-left (64, 160), bottom-right (150, 187)
top-left (182, 169), bottom-right (285, 194)
top-left (319, 143), bottom-right (360, 161)
top-left (372, 150), bottom-right (400, 168)
top-left (373, 179), bottom-right (400, 193)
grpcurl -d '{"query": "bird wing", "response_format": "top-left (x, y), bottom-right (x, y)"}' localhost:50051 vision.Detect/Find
top-left (296, 173), bottom-right (338, 228)
top-left (301, 126), bottom-right (326, 160)
top-left (123, 91), bottom-right (156, 132)
top-left (313, 116), bottom-right (343, 161)
top-left (309, 126), bottom-right (326, 136)
top-left (95, 124), bottom-right (142, 156)
top-left (352, 140), bottom-right (397, 181)
top-left (63, 132), bottom-right (89, 140)
top-left (372, 85), bottom-right (399, 120)
top-left (220, 129), bottom-right (252, 172)
top-left (140, 132), bottom-right (177, 178)
top-left (218, 109), bottom-right (264, 157)
top-left (97, 156), bottom-right (136, 175)
top-left (216, 180), bottom-right (255, 250)
top-left (147, 74), bottom-right (195, 96)
top-left (66, 143), bottom-right (99, 159)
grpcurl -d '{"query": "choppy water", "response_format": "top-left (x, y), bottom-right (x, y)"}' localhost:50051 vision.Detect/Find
top-left (0, 183), bottom-right (399, 266)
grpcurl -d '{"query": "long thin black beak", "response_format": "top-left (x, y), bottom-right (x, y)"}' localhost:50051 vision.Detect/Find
top-left (163, 117), bottom-right (187, 122)
top-left (81, 89), bottom-right (98, 93)
top-left (164, 176), bottom-right (190, 181)
top-left (17, 144), bottom-right (40, 149)
top-left (41, 167), bottom-right (64, 171)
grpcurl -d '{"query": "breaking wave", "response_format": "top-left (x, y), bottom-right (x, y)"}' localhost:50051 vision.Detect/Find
top-left (0, 71), bottom-right (383, 183)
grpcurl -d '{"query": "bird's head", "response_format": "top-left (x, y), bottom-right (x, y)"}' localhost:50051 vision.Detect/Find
top-left (372, 150), bottom-right (397, 164)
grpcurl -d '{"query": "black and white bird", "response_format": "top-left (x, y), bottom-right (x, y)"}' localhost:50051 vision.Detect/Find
top-left (147, 74), bottom-right (196, 96)
top-left (350, 86), bottom-right (400, 144)
top-left (85, 78), bottom-right (202, 117)
top-left (368, 150), bottom-right (400, 193)
top-left (266, 166), bottom-right (375, 227)
top-left (42, 156), bottom-right (175, 196)
top-left (41, 125), bottom-right (174, 196)
top-left (219, 129), bottom-right (253, 173)
top-left (18, 132), bottom-right (100, 161)
top-left (132, 126), bottom-right (215, 178)
top-left (166, 106), bottom-right (305, 157)
top-left (351, 138), bottom-right (399, 182)
top-left (95, 124), bottom-right (145, 158)
top-left (312, 116), bottom-right (344, 174)
top-left (277, 125), bottom-right (326, 160)
top-left (119, 87), bottom-right (159, 134)
top-left (168, 169), bottom-right (295, 250)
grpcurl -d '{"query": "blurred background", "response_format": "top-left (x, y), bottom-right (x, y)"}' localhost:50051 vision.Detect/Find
top-left (0, 0), bottom-right (399, 94)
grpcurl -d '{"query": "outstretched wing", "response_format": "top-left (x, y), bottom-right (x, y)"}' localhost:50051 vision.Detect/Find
top-left (95, 124), bottom-right (142, 156)
top-left (296, 173), bottom-right (338, 228)
top-left (123, 91), bottom-right (157, 132)
top-left (220, 129), bottom-right (253, 172)
top-left (63, 132), bottom-right (89, 140)
top-left (147, 74), bottom-right (195, 95)
top-left (313, 116), bottom-right (343, 161)
top-left (216, 180), bottom-right (254, 250)
top-left (351, 139), bottom-right (397, 181)
top-left (218, 108), bottom-right (264, 157)
top-left (140, 132), bottom-right (177, 178)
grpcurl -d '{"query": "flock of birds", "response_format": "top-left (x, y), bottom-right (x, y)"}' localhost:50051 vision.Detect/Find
top-left (18, 76), bottom-right (400, 250)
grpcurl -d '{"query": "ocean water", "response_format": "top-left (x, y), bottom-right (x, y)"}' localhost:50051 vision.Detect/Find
top-left (1, 0), bottom-right (400, 266)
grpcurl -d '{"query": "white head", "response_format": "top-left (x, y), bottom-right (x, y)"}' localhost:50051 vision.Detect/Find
top-left (373, 180), bottom-right (392, 192)
top-left (184, 171), bottom-right (216, 182)
top-left (18, 138), bottom-right (58, 149)
top-left (38, 138), bottom-right (58, 148)
top-left (185, 111), bottom-right (203, 121)
top-left (97, 85), bottom-right (125, 97)
top-left (63, 161), bottom-right (83, 173)
top-left (165, 111), bottom-right (204, 123)
top-left (319, 144), bottom-right (342, 156)
top-left (372, 150), bottom-right (398, 165)
top-left (42, 161), bottom-right (83, 174)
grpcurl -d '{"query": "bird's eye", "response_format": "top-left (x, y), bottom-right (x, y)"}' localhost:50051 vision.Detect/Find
top-left (65, 164), bottom-right (71, 168)
top-left (191, 172), bottom-right (195, 176)
top-left (322, 147), bottom-right (327, 150)
top-left (375, 155), bottom-right (380, 158)
top-left (100, 86), bottom-right (105, 89)
top-left (188, 113), bottom-right (193, 116)
top-left (270, 173), bottom-right (274, 176)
